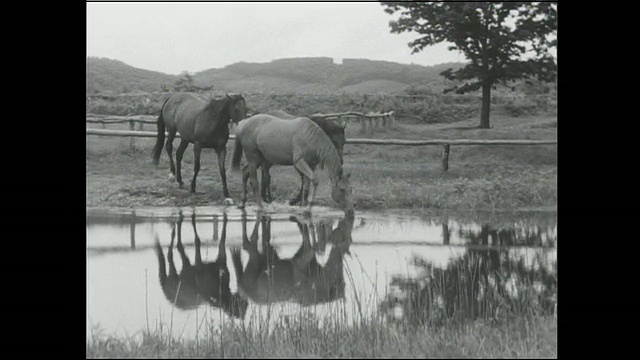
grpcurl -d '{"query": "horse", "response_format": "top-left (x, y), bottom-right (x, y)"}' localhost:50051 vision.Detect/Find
top-left (231, 114), bottom-right (354, 215)
top-left (261, 110), bottom-right (346, 206)
top-left (152, 93), bottom-right (247, 204)
top-left (153, 212), bottom-right (248, 319)
top-left (230, 213), bottom-right (354, 306)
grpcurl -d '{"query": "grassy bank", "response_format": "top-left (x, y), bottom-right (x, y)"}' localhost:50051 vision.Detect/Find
top-left (87, 313), bottom-right (556, 358)
top-left (86, 112), bottom-right (557, 211)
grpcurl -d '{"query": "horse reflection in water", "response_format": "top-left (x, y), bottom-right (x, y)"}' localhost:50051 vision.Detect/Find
top-left (231, 213), bottom-right (354, 306)
top-left (153, 212), bottom-right (248, 319)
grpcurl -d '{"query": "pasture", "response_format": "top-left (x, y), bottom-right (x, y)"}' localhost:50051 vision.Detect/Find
top-left (86, 110), bottom-right (557, 211)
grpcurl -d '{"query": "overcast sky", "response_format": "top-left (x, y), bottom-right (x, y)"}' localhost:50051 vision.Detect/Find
top-left (86, 1), bottom-right (468, 75)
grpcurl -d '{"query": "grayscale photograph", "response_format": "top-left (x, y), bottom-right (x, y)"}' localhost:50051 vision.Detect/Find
top-left (86, 1), bottom-right (557, 358)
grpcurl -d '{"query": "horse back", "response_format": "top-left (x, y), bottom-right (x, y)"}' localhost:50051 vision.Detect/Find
top-left (162, 93), bottom-right (206, 129)
top-left (265, 109), bottom-right (297, 119)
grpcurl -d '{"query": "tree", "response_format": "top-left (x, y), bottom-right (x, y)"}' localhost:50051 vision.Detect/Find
top-left (173, 71), bottom-right (195, 92)
top-left (381, 1), bottom-right (557, 128)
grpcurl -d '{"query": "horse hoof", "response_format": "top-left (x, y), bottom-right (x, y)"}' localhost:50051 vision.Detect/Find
top-left (223, 198), bottom-right (235, 205)
top-left (168, 174), bottom-right (176, 182)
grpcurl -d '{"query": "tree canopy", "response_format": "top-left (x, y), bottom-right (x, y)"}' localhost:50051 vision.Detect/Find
top-left (380, 1), bottom-right (557, 128)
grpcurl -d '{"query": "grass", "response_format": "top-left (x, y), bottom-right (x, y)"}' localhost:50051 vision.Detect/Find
top-left (86, 111), bottom-right (557, 211)
top-left (87, 314), bottom-right (556, 358)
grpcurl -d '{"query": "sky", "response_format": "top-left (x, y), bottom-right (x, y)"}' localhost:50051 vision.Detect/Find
top-left (86, 1), bottom-right (468, 75)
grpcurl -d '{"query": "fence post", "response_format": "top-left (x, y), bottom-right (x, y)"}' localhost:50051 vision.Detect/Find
top-left (129, 120), bottom-right (135, 151)
top-left (442, 144), bottom-right (450, 171)
top-left (213, 215), bottom-right (219, 241)
top-left (138, 122), bottom-right (144, 131)
top-left (101, 122), bottom-right (106, 129)
top-left (360, 115), bottom-right (367, 134)
top-left (130, 212), bottom-right (136, 249)
top-left (442, 216), bottom-right (450, 245)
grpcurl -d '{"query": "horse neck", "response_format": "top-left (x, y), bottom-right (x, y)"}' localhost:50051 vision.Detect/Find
top-left (324, 149), bottom-right (343, 184)
top-left (204, 99), bottom-right (232, 128)
top-left (308, 128), bottom-right (342, 183)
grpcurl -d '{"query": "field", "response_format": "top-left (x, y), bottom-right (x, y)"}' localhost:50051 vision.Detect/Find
top-left (86, 110), bottom-right (557, 211)
top-left (87, 105), bottom-right (557, 357)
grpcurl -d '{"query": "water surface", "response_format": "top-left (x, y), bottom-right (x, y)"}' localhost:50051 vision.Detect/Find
top-left (86, 207), bottom-right (557, 339)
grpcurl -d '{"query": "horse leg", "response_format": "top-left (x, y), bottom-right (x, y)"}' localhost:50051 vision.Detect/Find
top-left (216, 214), bottom-right (228, 263)
top-left (298, 176), bottom-right (308, 207)
top-left (192, 213), bottom-right (202, 266)
top-left (168, 222), bottom-right (178, 278)
top-left (175, 139), bottom-right (189, 188)
top-left (292, 222), bottom-right (315, 270)
top-left (289, 170), bottom-right (305, 206)
top-left (294, 159), bottom-right (318, 214)
top-left (261, 163), bottom-right (273, 203)
top-left (176, 213), bottom-right (191, 267)
top-left (215, 146), bottom-right (233, 204)
top-left (239, 164), bottom-right (250, 209)
top-left (191, 143), bottom-right (203, 193)
top-left (165, 131), bottom-right (177, 182)
top-left (249, 165), bottom-right (263, 211)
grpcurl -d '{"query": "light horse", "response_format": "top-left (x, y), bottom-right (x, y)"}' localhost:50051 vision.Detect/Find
top-left (261, 110), bottom-right (346, 206)
top-left (231, 114), bottom-right (354, 215)
top-left (152, 93), bottom-right (247, 204)
top-left (230, 213), bottom-right (354, 306)
top-left (153, 212), bottom-right (248, 319)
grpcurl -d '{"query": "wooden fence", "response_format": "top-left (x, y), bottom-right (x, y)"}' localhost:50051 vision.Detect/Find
top-left (311, 111), bottom-right (395, 133)
top-left (87, 114), bottom-right (556, 171)
top-left (87, 111), bottom-right (394, 132)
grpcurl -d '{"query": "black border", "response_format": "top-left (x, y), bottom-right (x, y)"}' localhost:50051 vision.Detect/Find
top-left (19, 0), bottom-right (632, 357)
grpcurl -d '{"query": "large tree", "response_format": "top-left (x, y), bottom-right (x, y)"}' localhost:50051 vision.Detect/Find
top-left (381, 1), bottom-right (557, 128)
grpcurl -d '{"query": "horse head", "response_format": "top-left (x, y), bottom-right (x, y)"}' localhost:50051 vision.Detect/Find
top-left (227, 93), bottom-right (247, 123)
top-left (331, 171), bottom-right (355, 216)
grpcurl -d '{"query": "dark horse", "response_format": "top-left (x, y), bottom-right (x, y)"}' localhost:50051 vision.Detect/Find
top-left (153, 212), bottom-right (248, 318)
top-left (152, 93), bottom-right (247, 204)
top-left (231, 114), bottom-right (354, 215)
top-left (230, 213), bottom-right (354, 306)
top-left (261, 110), bottom-right (346, 206)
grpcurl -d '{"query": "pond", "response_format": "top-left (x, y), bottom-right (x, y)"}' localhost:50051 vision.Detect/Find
top-left (86, 206), bottom-right (557, 340)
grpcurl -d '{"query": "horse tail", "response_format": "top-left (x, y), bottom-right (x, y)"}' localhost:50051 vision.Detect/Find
top-left (152, 97), bottom-right (171, 166)
top-left (231, 137), bottom-right (244, 173)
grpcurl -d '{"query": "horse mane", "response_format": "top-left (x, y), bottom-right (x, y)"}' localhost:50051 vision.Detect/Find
top-left (309, 116), bottom-right (344, 135)
top-left (204, 95), bottom-right (243, 125)
top-left (305, 121), bottom-right (343, 182)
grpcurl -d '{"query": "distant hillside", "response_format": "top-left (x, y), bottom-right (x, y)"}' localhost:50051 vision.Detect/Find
top-left (86, 56), bottom-right (468, 95)
top-left (86, 57), bottom-right (179, 94)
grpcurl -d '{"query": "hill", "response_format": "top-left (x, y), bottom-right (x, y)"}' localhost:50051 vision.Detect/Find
top-left (86, 56), bottom-right (467, 95)
top-left (86, 57), bottom-right (179, 94)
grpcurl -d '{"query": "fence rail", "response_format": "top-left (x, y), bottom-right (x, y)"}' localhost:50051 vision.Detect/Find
top-left (86, 111), bottom-right (394, 132)
top-left (86, 127), bottom-right (556, 171)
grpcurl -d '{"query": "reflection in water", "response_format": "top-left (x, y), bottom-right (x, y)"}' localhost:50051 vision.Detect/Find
top-left (153, 212), bottom-right (248, 319)
top-left (231, 213), bottom-right (354, 306)
top-left (381, 221), bottom-right (557, 326)
top-left (87, 208), bottom-right (556, 339)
